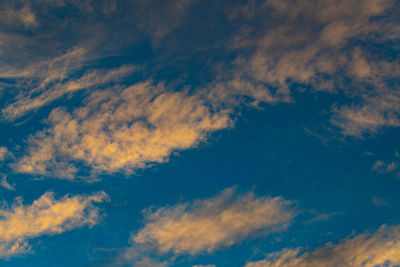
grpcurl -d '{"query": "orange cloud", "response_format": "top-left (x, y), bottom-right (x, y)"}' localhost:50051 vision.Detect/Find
top-left (0, 191), bottom-right (108, 258)
top-left (15, 81), bottom-right (231, 178)
top-left (132, 188), bottom-right (296, 255)
top-left (245, 224), bottom-right (400, 267)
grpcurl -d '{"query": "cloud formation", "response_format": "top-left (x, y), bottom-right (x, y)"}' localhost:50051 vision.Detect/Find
top-left (0, 4), bottom-right (37, 28)
top-left (131, 188), bottom-right (296, 255)
top-left (0, 147), bottom-right (8, 161)
top-left (1, 45), bottom-right (136, 120)
top-left (0, 191), bottom-right (108, 258)
top-left (15, 81), bottom-right (230, 178)
top-left (226, 0), bottom-right (400, 136)
top-left (1, 0), bottom-right (399, 180)
top-left (0, 176), bottom-right (14, 191)
top-left (245, 224), bottom-right (400, 267)
top-left (372, 160), bottom-right (398, 174)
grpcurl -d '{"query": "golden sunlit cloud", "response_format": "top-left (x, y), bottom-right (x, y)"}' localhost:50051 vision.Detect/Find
top-left (1, 45), bottom-right (136, 120)
top-left (130, 188), bottom-right (296, 256)
top-left (0, 147), bottom-right (8, 161)
top-left (245, 224), bottom-right (400, 267)
top-left (0, 191), bottom-right (108, 258)
top-left (226, 0), bottom-right (400, 136)
top-left (15, 81), bottom-right (230, 178)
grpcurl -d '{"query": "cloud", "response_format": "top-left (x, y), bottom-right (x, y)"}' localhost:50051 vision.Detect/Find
top-left (0, 191), bottom-right (108, 258)
top-left (5, 0), bottom-right (400, 180)
top-left (372, 160), bottom-right (398, 174)
top-left (224, 0), bottom-right (400, 136)
top-left (0, 176), bottom-right (15, 191)
top-left (1, 0), bottom-right (399, 140)
top-left (130, 188), bottom-right (296, 256)
top-left (2, 58), bottom-right (136, 120)
top-left (0, 4), bottom-right (37, 28)
top-left (245, 224), bottom-right (400, 267)
top-left (303, 211), bottom-right (339, 225)
top-left (372, 197), bottom-right (388, 207)
top-left (332, 89), bottom-right (400, 137)
top-left (0, 147), bottom-right (8, 161)
top-left (129, 0), bottom-right (197, 43)
top-left (14, 81), bottom-right (231, 178)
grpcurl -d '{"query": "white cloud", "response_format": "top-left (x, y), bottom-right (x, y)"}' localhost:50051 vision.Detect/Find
top-left (0, 191), bottom-right (108, 258)
top-left (245, 224), bottom-right (400, 267)
top-left (130, 188), bottom-right (296, 256)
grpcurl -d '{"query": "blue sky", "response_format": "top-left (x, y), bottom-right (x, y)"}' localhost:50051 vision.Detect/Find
top-left (0, 0), bottom-right (400, 266)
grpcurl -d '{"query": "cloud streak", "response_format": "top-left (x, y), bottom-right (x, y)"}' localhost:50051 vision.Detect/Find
top-left (130, 188), bottom-right (295, 256)
top-left (1, 45), bottom-right (136, 120)
top-left (245, 224), bottom-right (400, 267)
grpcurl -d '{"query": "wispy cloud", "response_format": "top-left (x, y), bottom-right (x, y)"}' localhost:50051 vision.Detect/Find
top-left (303, 211), bottom-right (339, 225)
top-left (372, 160), bottom-right (398, 174)
top-left (332, 90), bottom-right (400, 137)
top-left (130, 0), bottom-right (197, 43)
top-left (0, 147), bottom-right (8, 161)
top-left (245, 224), bottom-right (400, 267)
top-left (123, 187), bottom-right (296, 265)
top-left (14, 81), bottom-right (231, 178)
top-left (370, 150), bottom-right (400, 175)
top-left (0, 191), bottom-right (108, 259)
top-left (224, 0), bottom-right (400, 136)
top-left (0, 3), bottom-right (37, 28)
top-left (2, 0), bottom-right (399, 181)
top-left (0, 176), bottom-right (15, 191)
top-left (372, 197), bottom-right (389, 207)
top-left (2, 58), bottom-right (136, 120)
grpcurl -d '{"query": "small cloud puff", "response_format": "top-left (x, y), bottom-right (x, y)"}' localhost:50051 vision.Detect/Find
top-left (372, 160), bottom-right (398, 174)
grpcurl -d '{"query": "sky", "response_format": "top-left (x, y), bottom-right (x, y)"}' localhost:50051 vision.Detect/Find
top-left (0, 0), bottom-right (400, 266)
